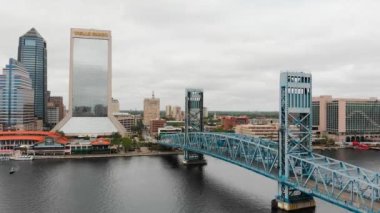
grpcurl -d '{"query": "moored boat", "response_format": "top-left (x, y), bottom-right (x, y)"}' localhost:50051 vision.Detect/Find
top-left (10, 155), bottom-right (34, 161)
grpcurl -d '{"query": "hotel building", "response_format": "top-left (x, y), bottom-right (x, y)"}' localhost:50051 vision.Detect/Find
top-left (313, 95), bottom-right (380, 142)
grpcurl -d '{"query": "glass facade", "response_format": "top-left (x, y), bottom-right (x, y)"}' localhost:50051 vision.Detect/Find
top-left (326, 101), bottom-right (338, 133)
top-left (0, 59), bottom-right (35, 128)
top-left (18, 28), bottom-right (47, 124)
top-left (312, 102), bottom-right (320, 126)
top-left (346, 101), bottom-right (380, 134)
top-left (72, 38), bottom-right (108, 117)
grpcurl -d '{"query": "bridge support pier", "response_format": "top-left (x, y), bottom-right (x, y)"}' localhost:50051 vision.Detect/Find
top-left (272, 195), bottom-right (315, 211)
top-left (183, 151), bottom-right (207, 165)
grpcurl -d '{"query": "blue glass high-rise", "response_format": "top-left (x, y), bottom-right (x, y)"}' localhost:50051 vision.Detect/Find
top-left (0, 58), bottom-right (35, 130)
top-left (18, 28), bottom-right (47, 125)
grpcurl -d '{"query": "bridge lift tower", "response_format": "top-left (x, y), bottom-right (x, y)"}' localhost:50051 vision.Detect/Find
top-left (183, 88), bottom-right (207, 165)
top-left (275, 72), bottom-right (316, 211)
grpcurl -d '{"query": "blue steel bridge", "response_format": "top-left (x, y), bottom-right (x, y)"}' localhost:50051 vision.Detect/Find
top-left (157, 72), bottom-right (380, 213)
top-left (158, 132), bottom-right (380, 212)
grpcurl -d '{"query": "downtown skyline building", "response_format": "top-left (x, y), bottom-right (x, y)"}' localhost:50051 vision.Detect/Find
top-left (143, 92), bottom-right (160, 126)
top-left (0, 58), bottom-right (36, 130)
top-left (53, 28), bottom-right (125, 136)
top-left (18, 28), bottom-right (47, 125)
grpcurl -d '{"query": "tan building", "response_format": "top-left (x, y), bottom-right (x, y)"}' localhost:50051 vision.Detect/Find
top-left (235, 124), bottom-right (279, 141)
top-left (110, 98), bottom-right (120, 114)
top-left (172, 106), bottom-right (182, 121)
top-left (143, 92), bottom-right (160, 126)
top-left (165, 105), bottom-right (172, 118)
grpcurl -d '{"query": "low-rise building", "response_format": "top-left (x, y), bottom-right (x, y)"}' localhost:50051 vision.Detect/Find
top-left (158, 126), bottom-right (182, 138)
top-left (221, 116), bottom-right (249, 130)
top-left (150, 119), bottom-right (166, 137)
top-left (113, 112), bottom-right (142, 135)
top-left (235, 124), bottom-right (279, 141)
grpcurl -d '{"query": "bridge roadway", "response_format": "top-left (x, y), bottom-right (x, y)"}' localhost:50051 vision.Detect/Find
top-left (158, 132), bottom-right (380, 213)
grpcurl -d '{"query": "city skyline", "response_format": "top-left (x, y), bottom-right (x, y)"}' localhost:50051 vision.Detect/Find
top-left (1, 1), bottom-right (380, 111)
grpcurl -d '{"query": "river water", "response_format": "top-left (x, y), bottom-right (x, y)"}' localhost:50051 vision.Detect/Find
top-left (0, 149), bottom-right (378, 213)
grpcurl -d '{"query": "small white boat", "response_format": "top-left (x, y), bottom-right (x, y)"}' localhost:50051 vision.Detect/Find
top-left (10, 155), bottom-right (34, 161)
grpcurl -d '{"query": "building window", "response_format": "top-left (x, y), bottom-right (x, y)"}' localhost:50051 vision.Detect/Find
top-left (25, 39), bottom-right (36, 46)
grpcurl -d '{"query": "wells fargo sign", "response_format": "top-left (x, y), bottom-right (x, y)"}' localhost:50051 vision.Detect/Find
top-left (73, 30), bottom-right (109, 38)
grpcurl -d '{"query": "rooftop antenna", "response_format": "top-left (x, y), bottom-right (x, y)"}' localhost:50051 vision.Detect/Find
top-left (152, 91), bottom-right (155, 99)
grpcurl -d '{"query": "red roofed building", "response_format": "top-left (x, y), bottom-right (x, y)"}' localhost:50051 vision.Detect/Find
top-left (221, 116), bottom-right (250, 130)
top-left (0, 131), bottom-right (69, 155)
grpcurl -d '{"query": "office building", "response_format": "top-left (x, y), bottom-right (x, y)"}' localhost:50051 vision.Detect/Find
top-left (110, 98), bottom-right (120, 114)
top-left (0, 59), bottom-right (36, 130)
top-left (203, 107), bottom-right (208, 118)
top-left (143, 92), bottom-right (160, 126)
top-left (150, 119), bottom-right (166, 136)
top-left (47, 102), bottom-right (59, 127)
top-left (165, 105), bottom-right (172, 118)
top-left (172, 106), bottom-right (183, 121)
top-left (113, 112), bottom-right (142, 135)
top-left (235, 124), bottom-right (279, 141)
top-left (53, 28), bottom-right (126, 136)
top-left (313, 95), bottom-right (380, 142)
top-left (18, 28), bottom-right (47, 124)
top-left (220, 116), bottom-right (249, 130)
top-left (48, 96), bottom-right (65, 121)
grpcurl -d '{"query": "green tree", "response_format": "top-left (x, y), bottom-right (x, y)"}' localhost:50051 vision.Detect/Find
top-left (111, 132), bottom-right (122, 145)
top-left (121, 137), bottom-right (133, 152)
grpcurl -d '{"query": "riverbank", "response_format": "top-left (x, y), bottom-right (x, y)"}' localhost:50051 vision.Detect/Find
top-left (312, 145), bottom-right (346, 150)
top-left (33, 150), bottom-right (183, 160)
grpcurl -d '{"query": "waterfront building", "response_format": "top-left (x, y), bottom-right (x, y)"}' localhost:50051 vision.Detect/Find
top-left (313, 95), bottom-right (380, 142)
top-left (53, 28), bottom-right (126, 136)
top-left (235, 124), bottom-right (279, 141)
top-left (220, 115), bottom-right (249, 130)
top-left (0, 59), bottom-right (36, 130)
top-left (0, 131), bottom-right (69, 155)
top-left (143, 92), bottom-right (160, 126)
top-left (158, 126), bottom-right (182, 138)
top-left (150, 119), bottom-right (166, 136)
top-left (18, 28), bottom-right (47, 125)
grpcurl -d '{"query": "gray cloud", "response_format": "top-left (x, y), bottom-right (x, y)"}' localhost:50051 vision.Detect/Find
top-left (1, 0), bottom-right (380, 111)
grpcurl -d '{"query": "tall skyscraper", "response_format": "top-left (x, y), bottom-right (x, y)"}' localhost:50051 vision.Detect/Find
top-left (18, 28), bottom-right (47, 125)
top-left (53, 28), bottom-right (125, 136)
top-left (143, 92), bottom-right (160, 125)
top-left (0, 58), bottom-right (35, 130)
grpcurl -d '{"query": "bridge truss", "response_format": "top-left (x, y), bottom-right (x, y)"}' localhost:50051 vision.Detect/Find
top-left (159, 132), bottom-right (380, 212)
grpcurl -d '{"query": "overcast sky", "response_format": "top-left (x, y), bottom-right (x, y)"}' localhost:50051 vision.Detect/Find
top-left (1, 0), bottom-right (380, 111)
